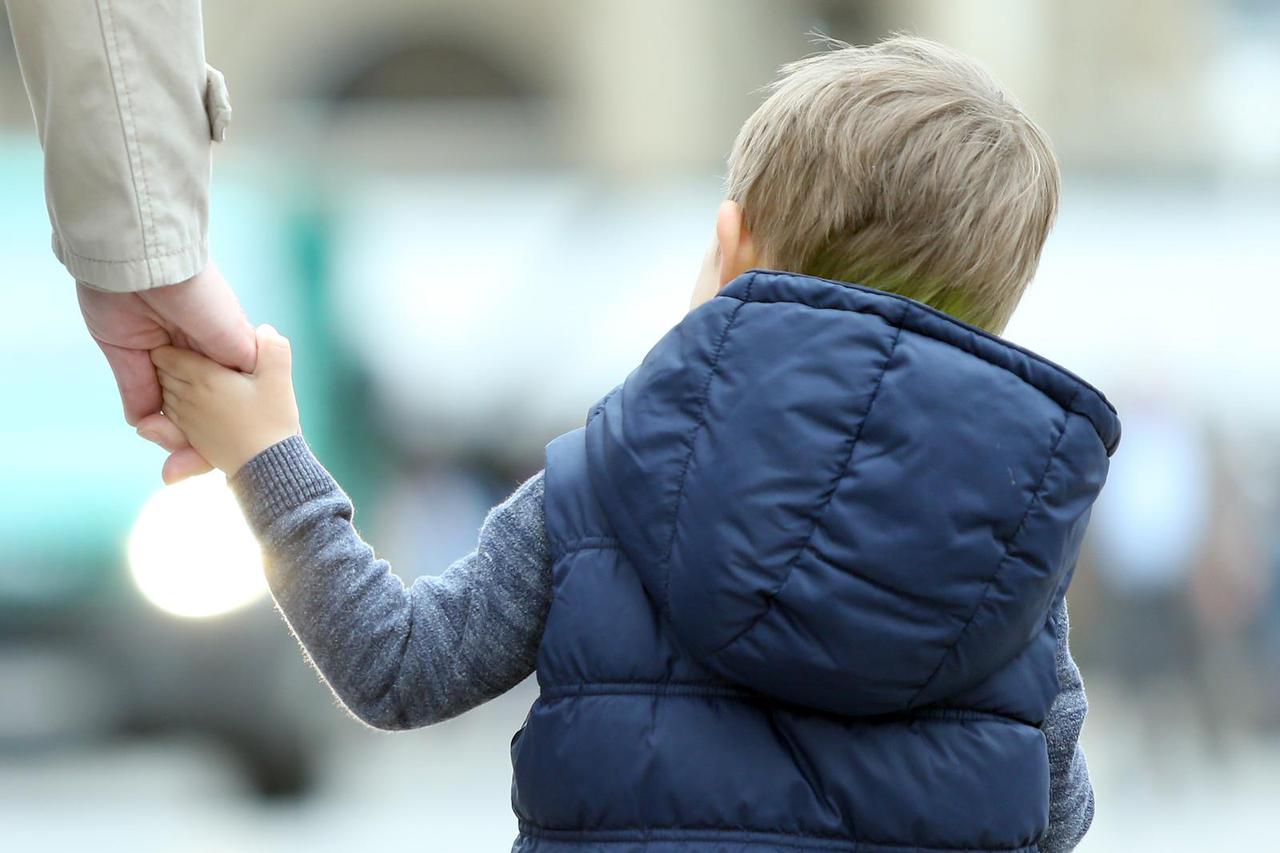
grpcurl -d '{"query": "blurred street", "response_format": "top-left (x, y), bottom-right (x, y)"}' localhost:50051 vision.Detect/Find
top-left (4, 675), bottom-right (1280, 851)
top-left (1, 679), bottom-right (538, 852)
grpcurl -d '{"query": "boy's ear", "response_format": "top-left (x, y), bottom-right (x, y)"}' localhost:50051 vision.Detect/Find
top-left (715, 200), bottom-right (759, 287)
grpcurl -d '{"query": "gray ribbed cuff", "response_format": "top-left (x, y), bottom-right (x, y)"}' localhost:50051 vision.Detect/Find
top-left (229, 435), bottom-right (337, 533)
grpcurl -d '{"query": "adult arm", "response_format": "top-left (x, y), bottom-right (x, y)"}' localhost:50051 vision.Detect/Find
top-left (6, 0), bottom-right (230, 291)
top-left (8, 0), bottom-right (247, 481)
top-left (1041, 600), bottom-right (1096, 853)
top-left (229, 436), bottom-right (553, 730)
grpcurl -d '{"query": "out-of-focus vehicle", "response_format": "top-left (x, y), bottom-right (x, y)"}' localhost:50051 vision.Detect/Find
top-left (0, 143), bottom-right (341, 797)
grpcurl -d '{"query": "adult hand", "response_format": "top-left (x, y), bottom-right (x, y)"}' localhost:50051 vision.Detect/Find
top-left (78, 261), bottom-right (257, 484)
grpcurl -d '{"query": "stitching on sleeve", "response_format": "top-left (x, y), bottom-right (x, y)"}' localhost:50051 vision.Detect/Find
top-left (96, 0), bottom-right (157, 283)
top-left (58, 241), bottom-right (204, 265)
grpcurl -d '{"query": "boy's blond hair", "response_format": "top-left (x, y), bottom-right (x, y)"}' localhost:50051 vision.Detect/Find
top-left (726, 35), bottom-right (1059, 333)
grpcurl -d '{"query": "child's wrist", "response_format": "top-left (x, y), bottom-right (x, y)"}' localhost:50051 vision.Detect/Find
top-left (226, 429), bottom-right (302, 478)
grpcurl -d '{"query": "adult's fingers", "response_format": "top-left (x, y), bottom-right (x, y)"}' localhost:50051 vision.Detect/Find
top-left (143, 261), bottom-right (257, 373)
top-left (135, 412), bottom-right (190, 453)
top-left (136, 412), bottom-right (214, 484)
top-left (96, 339), bottom-right (163, 426)
top-left (162, 447), bottom-right (214, 485)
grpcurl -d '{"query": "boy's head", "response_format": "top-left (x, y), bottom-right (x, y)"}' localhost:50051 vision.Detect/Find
top-left (692, 35), bottom-right (1060, 334)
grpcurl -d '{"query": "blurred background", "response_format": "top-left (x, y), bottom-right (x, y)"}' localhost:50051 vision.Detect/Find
top-left (2, 0), bottom-right (1278, 850)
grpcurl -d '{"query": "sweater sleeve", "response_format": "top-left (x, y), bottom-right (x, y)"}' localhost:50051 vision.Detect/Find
top-left (228, 435), bottom-right (553, 731)
top-left (1039, 599), bottom-right (1095, 853)
top-left (5, 0), bottom-right (228, 291)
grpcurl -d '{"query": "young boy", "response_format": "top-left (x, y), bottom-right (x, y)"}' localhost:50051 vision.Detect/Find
top-left (148, 36), bottom-right (1118, 853)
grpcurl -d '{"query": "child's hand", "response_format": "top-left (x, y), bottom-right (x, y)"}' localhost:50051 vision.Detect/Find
top-left (150, 324), bottom-right (301, 476)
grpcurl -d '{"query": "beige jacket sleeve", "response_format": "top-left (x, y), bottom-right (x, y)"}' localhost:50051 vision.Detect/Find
top-left (6, 0), bottom-right (231, 292)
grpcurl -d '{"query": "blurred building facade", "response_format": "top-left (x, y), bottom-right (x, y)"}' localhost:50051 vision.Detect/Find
top-left (4, 0), bottom-right (1274, 180)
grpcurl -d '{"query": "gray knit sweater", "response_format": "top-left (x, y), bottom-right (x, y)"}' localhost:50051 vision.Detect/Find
top-left (230, 435), bottom-right (1095, 852)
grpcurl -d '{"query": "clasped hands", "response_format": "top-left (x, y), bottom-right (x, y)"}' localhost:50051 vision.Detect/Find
top-left (81, 261), bottom-right (300, 481)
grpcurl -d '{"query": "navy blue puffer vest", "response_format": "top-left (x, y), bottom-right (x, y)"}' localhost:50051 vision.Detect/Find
top-left (511, 270), bottom-right (1121, 852)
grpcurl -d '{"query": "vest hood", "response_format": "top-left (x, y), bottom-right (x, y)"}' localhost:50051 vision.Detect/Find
top-left (584, 270), bottom-right (1119, 717)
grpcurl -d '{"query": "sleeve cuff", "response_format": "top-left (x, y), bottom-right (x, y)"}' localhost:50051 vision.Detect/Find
top-left (55, 233), bottom-right (209, 292)
top-left (229, 435), bottom-right (339, 533)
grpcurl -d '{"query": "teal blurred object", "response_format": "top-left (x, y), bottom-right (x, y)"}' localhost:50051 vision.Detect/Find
top-left (0, 136), bottom-right (357, 796)
top-left (0, 138), bottom-right (347, 609)
top-left (0, 139), bottom-right (157, 608)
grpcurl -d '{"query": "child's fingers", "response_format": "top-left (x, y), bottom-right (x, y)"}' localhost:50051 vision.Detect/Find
top-left (253, 325), bottom-right (292, 378)
top-left (156, 368), bottom-right (190, 390)
top-left (161, 387), bottom-right (186, 422)
top-left (151, 345), bottom-right (219, 380)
